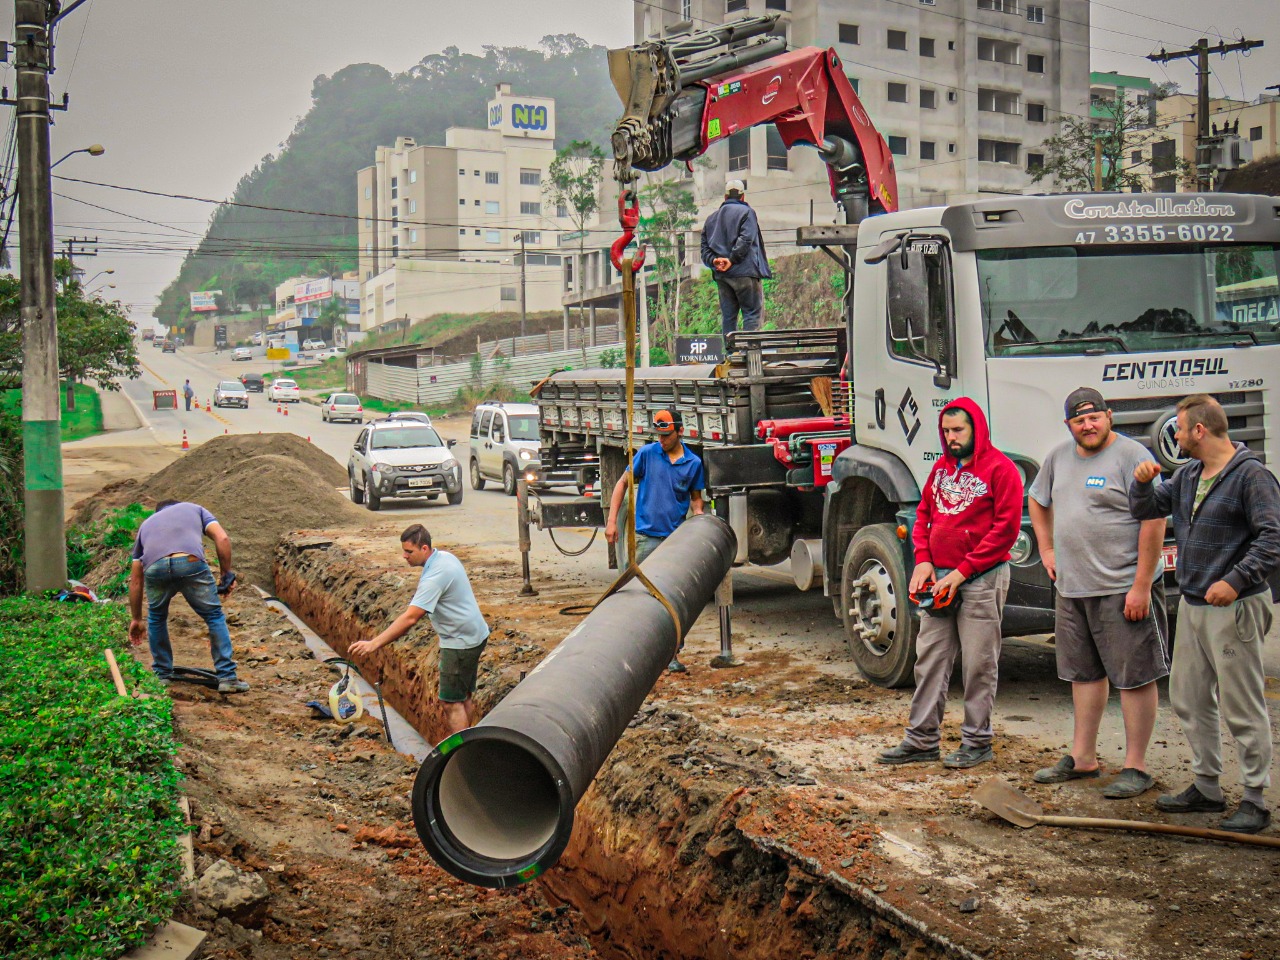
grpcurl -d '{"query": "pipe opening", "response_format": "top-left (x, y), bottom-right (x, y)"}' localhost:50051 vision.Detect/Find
top-left (437, 738), bottom-right (561, 862)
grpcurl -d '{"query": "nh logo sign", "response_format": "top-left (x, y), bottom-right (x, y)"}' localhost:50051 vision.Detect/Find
top-left (511, 104), bottom-right (548, 130)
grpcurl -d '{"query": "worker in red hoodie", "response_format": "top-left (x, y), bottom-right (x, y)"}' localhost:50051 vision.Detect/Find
top-left (878, 398), bottom-right (1024, 769)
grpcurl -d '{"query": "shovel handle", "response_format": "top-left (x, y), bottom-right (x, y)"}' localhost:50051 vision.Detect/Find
top-left (104, 648), bottom-right (128, 697)
top-left (1038, 814), bottom-right (1280, 849)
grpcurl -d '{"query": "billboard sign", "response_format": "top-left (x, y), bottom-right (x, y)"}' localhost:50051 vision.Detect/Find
top-left (295, 277), bottom-right (333, 304)
top-left (190, 290), bottom-right (221, 312)
top-left (676, 335), bottom-right (725, 364)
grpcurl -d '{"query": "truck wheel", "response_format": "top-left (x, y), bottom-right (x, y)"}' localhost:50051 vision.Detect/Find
top-left (841, 523), bottom-right (917, 688)
top-left (502, 462), bottom-right (517, 497)
top-left (470, 459), bottom-right (486, 490)
top-left (348, 470), bottom-right (364, 505)
top-left (365, 475), bottom-right (381, 511)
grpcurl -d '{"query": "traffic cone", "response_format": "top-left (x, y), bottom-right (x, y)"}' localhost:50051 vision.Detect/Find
top-left (276, 403), bottom-right (281, 414)
top-left (205, 400), bottom-right (211, 412)
top-left (181, 430), bottom-right (189, 451)
top-left (224, 429), bottom-right (228, 435)
top-left (307, 436), bottom-right (311, 443)
top-left (283, 406), bottom-right (289, 417)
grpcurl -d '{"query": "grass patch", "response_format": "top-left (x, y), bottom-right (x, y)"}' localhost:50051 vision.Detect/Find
top-left (0, 598), bottom-right (183, 960)
top-left (360, 396), bottom-right (450, 417)
top-left (287, 360), bottom-right (345, 390)
top-left (67, 503), bottom-right (153, 596)
top-left (0, 383), bottom-right (103, 442)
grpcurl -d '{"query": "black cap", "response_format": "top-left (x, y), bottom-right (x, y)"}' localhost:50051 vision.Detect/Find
top-left (1064, 387), bottom-right (1109, 420)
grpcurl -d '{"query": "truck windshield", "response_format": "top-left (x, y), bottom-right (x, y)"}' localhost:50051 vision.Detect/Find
top-left (508, 415), bottom-right (540, 441)
top-left (978, 243), bottom-right (1280, 356)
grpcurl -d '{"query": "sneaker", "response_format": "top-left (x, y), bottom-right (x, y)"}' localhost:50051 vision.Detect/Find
top-left (1220, 800), bottom-right (1272, 834)
top-left (876, 741), bottom-right (941, 765)
top-left (667, 658), bottom-right (688, 674)
top-left (1033, 754), bottom-right (1101, 784)
top-left (217, 678), bottom-right (250, 694)
top-left (1154, 783), bottom-right (1226, 814)
top-left (1101, 768), bottom-right (1155, 800)
top-left (943, 745), bottom-right (993, 769)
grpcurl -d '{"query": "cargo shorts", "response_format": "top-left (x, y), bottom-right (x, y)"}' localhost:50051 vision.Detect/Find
top-left (1054, 582), bottom-right (1170, 689)
top-left (438, 640), bottom-right (487, 703)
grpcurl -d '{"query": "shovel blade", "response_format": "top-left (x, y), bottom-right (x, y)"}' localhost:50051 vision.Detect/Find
top-left (974, 777), bottom-right (1045, 829)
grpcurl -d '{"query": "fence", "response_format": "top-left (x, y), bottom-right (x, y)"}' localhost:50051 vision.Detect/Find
top-left (363, 344), bottom-right (619, 407)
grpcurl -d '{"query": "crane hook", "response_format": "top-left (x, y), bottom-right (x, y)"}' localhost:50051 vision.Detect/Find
top-left (610, 190), bottom-right (646, 273)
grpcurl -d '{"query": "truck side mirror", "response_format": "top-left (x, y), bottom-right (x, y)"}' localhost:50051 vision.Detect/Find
top-left (864, 231), bottom-right (908, 265)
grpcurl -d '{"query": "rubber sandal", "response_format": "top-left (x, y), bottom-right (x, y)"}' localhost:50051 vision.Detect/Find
top-left (1102, 768), bottom-right (1155, 799)
top-left (1033, 754), bottom-right (1101, 784)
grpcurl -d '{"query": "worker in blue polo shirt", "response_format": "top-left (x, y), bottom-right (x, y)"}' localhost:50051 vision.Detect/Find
top-left (605, 408), bottom-right (706, 672)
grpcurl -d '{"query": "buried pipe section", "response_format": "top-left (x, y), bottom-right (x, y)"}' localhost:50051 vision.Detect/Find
top-left (412, 514), bottom-right (737, 887)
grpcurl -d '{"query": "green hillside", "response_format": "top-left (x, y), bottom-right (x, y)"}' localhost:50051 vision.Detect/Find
top-left (154, 36), bottom-right (617, 327)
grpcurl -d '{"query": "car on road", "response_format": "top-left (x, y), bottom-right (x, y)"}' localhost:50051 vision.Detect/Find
top-left (322, 393), bottom-right (364, 424)
top-left (302, 338), bottom-right (326, 351)
top-left (348, 421), bottom-right (463, 510)
top-left (161, 340), bottom-right (176, 354)
top-left (268, 378), bottom-right (301, 403)
top-left (174, 335), bottom-right (185, 347)
top-left (239, 371), bottom-right (264, 392)
top-left (469, 400), bottom-right (582, 495)
top-left (312, 347), bottom-right (343, 361)
top-left (232, 347), bottom-right (253, 361)
top-left (213, 380), bottom-right (249, 409)
top-left (251, 332), bottom-right (264, 345)
top-left (152, 337), bottom-right (165, 348)
top-left (383, 411), bottom-right (432, 427)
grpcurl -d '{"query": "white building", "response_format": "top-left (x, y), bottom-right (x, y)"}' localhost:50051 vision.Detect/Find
top-left (356, 84), bottom-right (575, 332)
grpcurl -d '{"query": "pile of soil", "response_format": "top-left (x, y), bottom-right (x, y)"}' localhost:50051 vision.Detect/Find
top-left (70, 434), bottom-right (362, 591)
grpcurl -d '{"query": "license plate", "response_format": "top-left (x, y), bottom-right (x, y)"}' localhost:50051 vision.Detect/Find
top-left (1162, 545), bottom-right (1178, 571)
top-left (407, 478), bottom-right (434, 488)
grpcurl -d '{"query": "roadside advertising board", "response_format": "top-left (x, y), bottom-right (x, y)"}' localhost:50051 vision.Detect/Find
top-left (190, 290), bottom-right (221, 312)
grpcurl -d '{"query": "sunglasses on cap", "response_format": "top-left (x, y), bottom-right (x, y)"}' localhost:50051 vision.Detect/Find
top-left (654, 419), bottom-right (677, 431)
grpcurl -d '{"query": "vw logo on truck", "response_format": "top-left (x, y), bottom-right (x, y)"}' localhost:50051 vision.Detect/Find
top-left (1155, 413), bottom-right (1191, 470)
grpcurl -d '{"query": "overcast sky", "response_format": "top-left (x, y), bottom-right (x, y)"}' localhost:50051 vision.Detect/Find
top-left (2, 0), bottom-right (1275, 324)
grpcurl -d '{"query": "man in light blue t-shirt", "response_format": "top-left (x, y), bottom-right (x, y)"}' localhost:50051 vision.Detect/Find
top-left (350, 524), bottom-right (489, 737)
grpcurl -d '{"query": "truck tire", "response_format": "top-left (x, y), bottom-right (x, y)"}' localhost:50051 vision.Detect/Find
top-left (348, 470), bottom-right (364, 505)
top-left (365, 475), bottom-right (381, 511)
top-left (470, 459), bottom-right (486, 490)
top-left (840, 523), bottom-right (917, 688)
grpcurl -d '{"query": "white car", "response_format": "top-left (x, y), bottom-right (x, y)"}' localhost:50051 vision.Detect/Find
top-left (213, 380), bottom-right (249, 408)
top-left (232, 347), bottom-right (253, 361)
top-left (313, 347), bottom-right (343, 361)
top-left (348, 421), bottom-right (463, 510)
top-left (268, 378), bottom-right (301, 403)
top-left (302, 338), bottom-right (326, 351)
top-left (251, 332), bottom-right (264, 345)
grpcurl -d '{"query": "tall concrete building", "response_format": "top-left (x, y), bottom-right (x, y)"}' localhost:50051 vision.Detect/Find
top-left (356, 85), bottom-right (574, 331)
top-left (632, 0), bottom-right (1090, 231)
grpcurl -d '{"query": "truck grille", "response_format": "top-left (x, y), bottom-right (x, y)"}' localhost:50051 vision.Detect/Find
top-left (1108, 390), bottom-right (1265, 466)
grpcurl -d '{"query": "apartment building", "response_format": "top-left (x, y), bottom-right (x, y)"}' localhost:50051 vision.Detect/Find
top-left (355, 84), bottom-right (573, 330)
top-left (631, 0), bottom-right (1089, 227)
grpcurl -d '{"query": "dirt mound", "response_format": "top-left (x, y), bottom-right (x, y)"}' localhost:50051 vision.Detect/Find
top-left (142, 439), bottom-right (362, 588)
top-left (145, 433), bottom-right (347, 492)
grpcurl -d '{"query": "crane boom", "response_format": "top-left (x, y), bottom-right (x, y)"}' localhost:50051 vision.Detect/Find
top-left (608, 15), bottom-right (898, 223)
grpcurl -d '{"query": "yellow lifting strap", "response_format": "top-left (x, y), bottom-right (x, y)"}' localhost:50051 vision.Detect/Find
top-left (586, 254), bottom-right (683, 642)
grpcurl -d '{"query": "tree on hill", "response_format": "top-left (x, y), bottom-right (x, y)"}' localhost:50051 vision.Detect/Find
top-left (155, 38), bottom-right (618, 328)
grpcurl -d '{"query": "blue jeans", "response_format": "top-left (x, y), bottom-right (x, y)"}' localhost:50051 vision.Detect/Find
top-left (145, 556), bottom-right (237, 681)
top-left (716, 276), bottom-right (763, 339)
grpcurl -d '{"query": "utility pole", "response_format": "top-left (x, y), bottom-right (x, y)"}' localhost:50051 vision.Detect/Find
top-left (14, 0), bottom-right (65, 592)
top-left (518, 232), bottom-right (527, 346)
top-left (59, 235), bottom-right (97, 289)
top-left (1148, 37), bottom-right (1264, 191)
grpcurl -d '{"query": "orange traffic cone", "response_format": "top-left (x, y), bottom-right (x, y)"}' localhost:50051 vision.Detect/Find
top-left (224, 428), bottom-right (228, 434)
top-left (276, 404), bottom-right (281, 414)
top-left (205, 400), bottom-right (211, 412)
top-left (283, 406), bottom-right (289, 417)
top-left (181, 430), bottom-right (189, 451)
top-left (306, 436), bottom-right (311, 443)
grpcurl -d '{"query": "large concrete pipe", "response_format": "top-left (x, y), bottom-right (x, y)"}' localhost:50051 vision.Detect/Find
top-left (411, 513), bottom-right (737, 887)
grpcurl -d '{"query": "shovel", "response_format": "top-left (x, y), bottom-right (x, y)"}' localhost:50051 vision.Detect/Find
top-left (974, 777), bottom-right (1280, 850)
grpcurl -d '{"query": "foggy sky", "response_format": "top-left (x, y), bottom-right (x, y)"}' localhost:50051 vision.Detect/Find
top-left (2, 0), bottom-right (1275, 324)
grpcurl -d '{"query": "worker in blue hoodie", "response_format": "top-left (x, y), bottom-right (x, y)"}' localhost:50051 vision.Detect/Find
top-left (700, 179), bottom-right (772, 341)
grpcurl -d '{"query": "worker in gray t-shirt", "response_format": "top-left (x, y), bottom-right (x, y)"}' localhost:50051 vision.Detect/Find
top-left (1027, 387), bottom-right (1168, 799)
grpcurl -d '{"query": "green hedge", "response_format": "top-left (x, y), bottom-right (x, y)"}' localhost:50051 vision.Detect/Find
top-left (0, 598), bottom-right (183, 959)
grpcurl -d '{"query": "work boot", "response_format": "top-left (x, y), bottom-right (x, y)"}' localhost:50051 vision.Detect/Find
top-left (217, 678), bottom-right (250, 694)
top-left (876, 741), bottom-right (940, 765)
top-left (1219, 800), bottom-right (1271, 834)
top-left (943, 744), bottom-right (993, 769)
top-left (1154, 783), bottom-right (1226, 813)
top-left (667, 658), bottom-right (688, 674)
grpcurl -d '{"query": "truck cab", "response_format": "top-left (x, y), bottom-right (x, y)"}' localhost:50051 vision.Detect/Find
top-left (828, 193), bottom-right (1280, 685)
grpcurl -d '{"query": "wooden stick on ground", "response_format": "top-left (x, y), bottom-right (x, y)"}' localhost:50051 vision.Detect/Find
top-left (104, 648), bottom-right (128, 697)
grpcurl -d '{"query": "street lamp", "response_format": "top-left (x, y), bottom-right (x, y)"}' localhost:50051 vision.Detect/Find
top-left (87, 283), bottom-right (115, 296)
top-left (82, 268), bottom-right (114, 287)
top-left (51, 143), bottom-right (104, 170)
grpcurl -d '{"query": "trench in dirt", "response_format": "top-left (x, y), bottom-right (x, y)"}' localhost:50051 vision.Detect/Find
top-left (274, 535), bottom-right (974, 960)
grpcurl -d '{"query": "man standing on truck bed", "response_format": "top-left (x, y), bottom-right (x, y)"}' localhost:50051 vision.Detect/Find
top-left (349, 524), bottom-right (490, 738)
top-left (1130, 394), bottom-right (1280, 834)
top-left (605, 409), bottom-right (706, 672)
top-left (878, 399), bottom-right (1023, 769)
top-left (1028, 387), bottom-right (1168, 799)
top-left (700, 179), bottom-right (771, 341)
